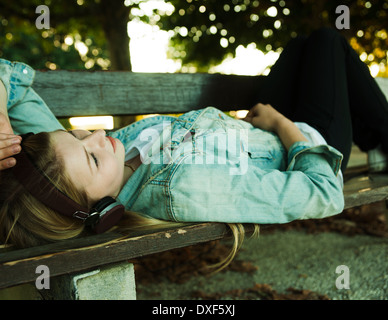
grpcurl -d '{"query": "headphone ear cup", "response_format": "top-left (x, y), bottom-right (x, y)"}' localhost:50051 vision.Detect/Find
top-left (93, 196), bottom-right (116, 213)
top-left (92, 197), bottom-right (125, 234)
top-left (93, 204), bottom-right (124, 233)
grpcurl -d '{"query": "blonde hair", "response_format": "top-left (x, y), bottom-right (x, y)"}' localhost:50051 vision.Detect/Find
top-left (0, 132), bottom-right (259, 271)
top-left (0, 132), bottom-right (85, 247)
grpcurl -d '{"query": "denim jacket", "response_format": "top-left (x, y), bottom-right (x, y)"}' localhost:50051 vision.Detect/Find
top-left (2, 59), bottom-right (344, 225)
top-left (112, 107), bottom-right (344, 225)
top-left (0, 59), bottom-right (64, 134)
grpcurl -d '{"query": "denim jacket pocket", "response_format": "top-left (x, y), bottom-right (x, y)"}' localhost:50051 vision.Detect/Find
top-left (246, 149), bottom-right (284, 169)
top-left (247, 150), bottom-right (273, 160)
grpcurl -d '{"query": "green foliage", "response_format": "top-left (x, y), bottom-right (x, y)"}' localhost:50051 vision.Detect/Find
top-left (0, 0), bottom-right (116, 70)
top-left (0, 16), bottom-right (84, 70)
top-left (155, 0), bottom-right (388, 73)
top-left (0, 0), bottom-right (387, 74)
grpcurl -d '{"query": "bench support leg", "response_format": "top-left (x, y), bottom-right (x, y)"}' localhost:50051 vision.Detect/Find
top-left (42, 261), bottom-right (136, 300)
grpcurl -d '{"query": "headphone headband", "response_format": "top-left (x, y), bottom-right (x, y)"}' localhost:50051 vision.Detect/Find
top-left (11, 132), bottom-right (124, 233)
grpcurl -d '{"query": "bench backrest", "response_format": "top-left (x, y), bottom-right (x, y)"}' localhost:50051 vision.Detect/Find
top-left (33, 71), bottom-right (388, 117)
top-left (33, 71), bottom-right (265, 117)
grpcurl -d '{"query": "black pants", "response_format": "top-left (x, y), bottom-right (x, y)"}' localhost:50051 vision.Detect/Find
top-left (255, 27), bottom-right (388, 172)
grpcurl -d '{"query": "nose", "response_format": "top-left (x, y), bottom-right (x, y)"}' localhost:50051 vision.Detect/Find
top-left (85, 129), bottom-right (106, 147)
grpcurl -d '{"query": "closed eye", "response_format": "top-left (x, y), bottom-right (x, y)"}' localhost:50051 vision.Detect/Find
top-left (67, 130), bottom-right (99, 169)
top-left (91, 153), bottom-right (99, 168)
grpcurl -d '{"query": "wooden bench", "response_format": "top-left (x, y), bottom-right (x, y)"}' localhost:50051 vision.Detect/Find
top-left (0, 72), bottom-right (387, 299)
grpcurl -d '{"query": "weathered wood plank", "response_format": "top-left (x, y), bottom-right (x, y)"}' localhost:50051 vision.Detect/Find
top-left (33, 71), bottom-right (264, 117)
top-left (343, 172), bottom-right (388, 209)
top-left (344, 185), bottom-right (388, 209)
top-left (0, 223), bottom-right (230, 289)
top-left (32, 73), bottom-right (388, 117)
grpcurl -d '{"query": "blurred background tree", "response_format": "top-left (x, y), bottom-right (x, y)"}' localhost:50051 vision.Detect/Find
top-left (154, 0), bottom-right (388, 75)
top-left (0, 0), bottom-right (134, 70)
top-left (0, 0), bottom-right (387, 76)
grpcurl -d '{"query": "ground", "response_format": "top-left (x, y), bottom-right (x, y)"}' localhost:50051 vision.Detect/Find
top-left (133, 201), bottom-right (388, 300)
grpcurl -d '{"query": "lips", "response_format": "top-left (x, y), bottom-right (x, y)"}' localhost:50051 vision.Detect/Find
top-left (107, 136), bottom-right (116, 152)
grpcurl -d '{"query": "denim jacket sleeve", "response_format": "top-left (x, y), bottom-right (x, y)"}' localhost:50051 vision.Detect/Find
top-left (167, 140), bottom-right (344, 224)
top-left (287, 140), bottom-right (343, 174)
top-left (0, 58), bottom-right (63, 134)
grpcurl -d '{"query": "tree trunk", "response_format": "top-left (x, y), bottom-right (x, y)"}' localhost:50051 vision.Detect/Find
top-left (99, 0), bottom-right (131, 71)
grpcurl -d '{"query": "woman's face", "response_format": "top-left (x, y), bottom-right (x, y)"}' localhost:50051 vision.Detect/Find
top-left (50, 129), bottom-right (126, 204)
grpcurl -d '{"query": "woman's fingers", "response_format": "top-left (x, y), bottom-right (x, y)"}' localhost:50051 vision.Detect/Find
top-left (0, 134), bottom-right (21, 147)
top-left (0, 135), bottom-right (22, 170)
top-left (242, 104), bottom-right (260, 122)
top-left (242, 103), bottom-right (284, 131)
top-left (0, 157), bottom-right (17, 170)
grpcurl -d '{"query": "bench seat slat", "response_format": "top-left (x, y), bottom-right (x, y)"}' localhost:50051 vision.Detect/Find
top-left (0, 223), bottom-right (230, 289)
top-left (343, 171), bottom-right (388, 209)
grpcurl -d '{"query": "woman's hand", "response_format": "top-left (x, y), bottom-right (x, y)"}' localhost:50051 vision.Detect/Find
top-left (0, 113), bottom-right (21, 170)
top-left (243, 103), bottom-right (307, 151)
top-left (243, 103), bottom-right (286, 132)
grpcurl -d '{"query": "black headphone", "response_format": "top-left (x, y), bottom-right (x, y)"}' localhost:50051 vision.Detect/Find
top-left (11, 133), bottom-right (124, 234)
